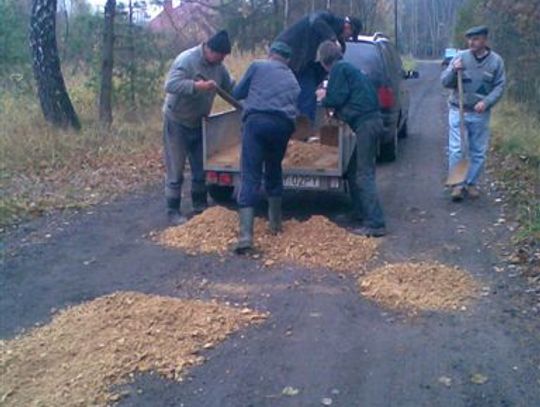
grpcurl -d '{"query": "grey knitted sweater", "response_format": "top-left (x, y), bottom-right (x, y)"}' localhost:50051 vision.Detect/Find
top-left (163, 45), bottom-right (234, 128)
top-left (441, 49), bottom-right (506, 111)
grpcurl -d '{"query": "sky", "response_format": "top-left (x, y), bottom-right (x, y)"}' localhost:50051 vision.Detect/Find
top-left (87, 0), bottom-right (173, 17)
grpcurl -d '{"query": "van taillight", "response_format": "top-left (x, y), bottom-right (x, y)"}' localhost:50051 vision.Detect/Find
top-left (378, 86), bottom-right (395, 109)
top-left (218, 173), bottom-right (233, 185)
top-left (206, 171), bottom-right (218, 183)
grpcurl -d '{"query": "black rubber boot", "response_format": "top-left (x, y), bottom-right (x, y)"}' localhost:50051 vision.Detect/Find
top-left (234, 207), bottom-right (255, 254)
top-left (167, 198), bottom-right (187, 226)
top-left (268, 197), bottom-right (282, 234)
top-left (191, 191), bottom-right (208, 214)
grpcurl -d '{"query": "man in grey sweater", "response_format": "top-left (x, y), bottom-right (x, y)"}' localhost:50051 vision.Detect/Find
top-left (441, 26), bottom-right (506, 201)
top-left (162, 30), bottom-right (234, 224)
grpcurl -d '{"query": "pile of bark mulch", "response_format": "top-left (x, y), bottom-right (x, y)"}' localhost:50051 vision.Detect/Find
top-left (283, 140), bottom-right (339, 169)
top-left (359, 262), bottom-right (479, 313)
top-left (0, 292), bottom-right (266, 407)
top-left (157, 207), bottom-right (378, 273)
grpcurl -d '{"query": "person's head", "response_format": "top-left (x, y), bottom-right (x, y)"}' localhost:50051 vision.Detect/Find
top-left (268, 41), bottom-right (292, 64)
top-left (204, 30), bottom-right (232, 65)
top-left (317, 40), bottom-right (343, 72)
top-left (465, 26), bottom-right (489, 53)
top-left (342, 16), bottom-right (362, 40)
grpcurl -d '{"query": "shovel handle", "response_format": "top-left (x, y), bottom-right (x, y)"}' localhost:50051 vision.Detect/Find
top-left (196, 73), bottom-right (243, 110)
top-left (457, 70), bottom-right (466, 148)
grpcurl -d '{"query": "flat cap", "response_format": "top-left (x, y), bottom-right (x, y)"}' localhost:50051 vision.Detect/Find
top-left (465, 26), bottom-right (489, 37)
top-left (270, 41), bottom-right (292, 59)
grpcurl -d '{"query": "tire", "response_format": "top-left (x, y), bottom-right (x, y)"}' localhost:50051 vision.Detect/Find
top-left (379, 128), bottom-right (398, 162)
top-left (208, 185), bottom-right (234, 203)
top-left (398, 119), bottom-right (408, 139)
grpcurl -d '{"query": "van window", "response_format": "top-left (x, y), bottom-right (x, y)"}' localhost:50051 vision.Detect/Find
top-left (344, 42), bottom-right (384, 86)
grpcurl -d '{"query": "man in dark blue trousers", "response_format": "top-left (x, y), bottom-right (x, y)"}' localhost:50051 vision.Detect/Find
top-left (232, 42), bottom-right (301, 253)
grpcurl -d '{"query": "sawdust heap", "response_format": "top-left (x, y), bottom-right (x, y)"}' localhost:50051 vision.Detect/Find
top-left (282, 140), bottom-right (338, 169)
top-left (0, 292), bottom-right (266, 407)
top-left (207, 140), bottom-right (338, 169)
top-left (158, 207), bottom-right (378, 272)
top-left (359, 262), bottom-right (479, 313)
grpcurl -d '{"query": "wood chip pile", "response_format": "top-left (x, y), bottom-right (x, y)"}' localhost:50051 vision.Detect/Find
top-left (359, 262), bottom-right (479, 313)
top-left (282, 140), bottom-right (339, 169)
top-left (208, 140), bottom-right (338, 169)
top-left (0, 292), bottom-right (266, 407)
top-left (158, 207), bottom-right (378, 272)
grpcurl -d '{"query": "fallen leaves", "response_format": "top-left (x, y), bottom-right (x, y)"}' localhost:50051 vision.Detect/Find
top-left (282, 386), bottom-right (300, 396)
top-left (359, 262), bottom-right (480, 313)
top-left (470, 373), bottom-right (489, 385)
top-left (157, 207), bottom-right (379, 273)
top-left (0, 292), bottom-right (266, 407)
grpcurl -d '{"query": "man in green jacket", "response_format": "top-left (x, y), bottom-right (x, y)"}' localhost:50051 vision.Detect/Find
top-left (162, 30), bottom-right (234, 224)
top-left (317, 40), bottom-right (386, 237)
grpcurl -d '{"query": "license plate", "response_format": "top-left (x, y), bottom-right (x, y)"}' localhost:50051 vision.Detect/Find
top-left (283, 175), bottom-right (320, 189)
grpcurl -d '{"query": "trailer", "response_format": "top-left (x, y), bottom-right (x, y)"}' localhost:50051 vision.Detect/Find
top-left (202, 108), bottom-right (357, 202)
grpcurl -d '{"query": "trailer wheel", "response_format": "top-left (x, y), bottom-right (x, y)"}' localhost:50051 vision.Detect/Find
top-left (208, 185), bottom-right (234, 203)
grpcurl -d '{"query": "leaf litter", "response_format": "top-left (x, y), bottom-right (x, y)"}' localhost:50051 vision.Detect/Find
top-left (0, 291), bottom-right (266, 407)
top-left (157, 206), bottom-right (379, 273)
top-left (359, 262), bottom-right (480, 313)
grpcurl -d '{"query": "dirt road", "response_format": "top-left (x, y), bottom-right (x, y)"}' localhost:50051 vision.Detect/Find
top-left (2, 62), bottom-right (539, 406)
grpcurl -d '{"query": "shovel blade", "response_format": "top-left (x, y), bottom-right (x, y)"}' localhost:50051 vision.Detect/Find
top-left (446, 159), bottom-right (469, 186)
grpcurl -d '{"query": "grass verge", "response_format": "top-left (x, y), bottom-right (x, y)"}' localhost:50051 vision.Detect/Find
top-left (490, 100), bottom-right (539, 253)
top-left (0, 51), bottom-right (257, 229)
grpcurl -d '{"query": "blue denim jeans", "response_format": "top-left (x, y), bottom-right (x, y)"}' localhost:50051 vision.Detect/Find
top-left (448, 108), bottom-right (491, 186)
top-left (163, 116), bottom-right (206, 200)
top-left (296, 63), bottom-right (326, 122)
top-left (237, 113), bottom-right (294, 208)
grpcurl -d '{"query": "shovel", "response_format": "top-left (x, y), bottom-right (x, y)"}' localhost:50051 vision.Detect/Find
top-left (196, 73), bottom-right (243, 110)
top-left (446, 69), bottom-right (469, 186)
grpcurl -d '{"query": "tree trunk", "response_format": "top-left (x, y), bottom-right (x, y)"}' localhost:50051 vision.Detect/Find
top-left (127, 0), bottom-right (136, 108)
top-left (99, 0), bottom-right (116, 127)
top-left (30, 0), bottom-right (81, 130)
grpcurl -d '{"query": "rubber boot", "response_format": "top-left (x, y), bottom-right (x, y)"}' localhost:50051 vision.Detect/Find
top-left (192, 191), bottom-right (208, 214)
top-left (268, 197), bottom-right (282, 234)
top-left (234, 207), bottom-right (254, 254)
top-left (167, 198), bottom-right (187, 225)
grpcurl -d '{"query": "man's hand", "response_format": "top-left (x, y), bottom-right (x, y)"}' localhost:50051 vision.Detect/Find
top-left (452, 57), bottom-right (464, 71)
top-left (194, 80), bottom-right (217, 92)
top-left (316, 88), bottom-right (326, 102)
top-left (474, 100), bottom-right (487, 113)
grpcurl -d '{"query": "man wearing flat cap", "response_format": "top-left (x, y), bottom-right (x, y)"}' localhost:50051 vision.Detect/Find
top-left (441, 26), bottom-right (506, 201)
top-left (162, 30), bottom-right (234, 224)
top-left (231, 42), bottom-right (301, 253)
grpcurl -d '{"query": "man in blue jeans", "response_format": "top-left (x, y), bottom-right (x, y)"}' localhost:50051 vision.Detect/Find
top-left (441, 26), bottom-right (506, 201)
top-left (317, 41), bottom-right (386, 237)
top-left (232, 42), bottom-right (301, 253)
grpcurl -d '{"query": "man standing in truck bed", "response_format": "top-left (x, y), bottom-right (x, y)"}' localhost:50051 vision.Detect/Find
top-left (275, 12), bottom-right (362, 123)
top-left (441, 26), bottom-right (506, 201)
top-left (162, 30), bottom-right (234, 224)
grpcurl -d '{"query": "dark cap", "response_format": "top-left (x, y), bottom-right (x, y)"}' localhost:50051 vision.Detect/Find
top-left (270, 41), bottom-right (292, 59)
top-left (345, 16), bottom-right (363, 37)
top-left (465, 26), bottom-right (489, 37)
top-left (207, 30), bottom-right (232, 54)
